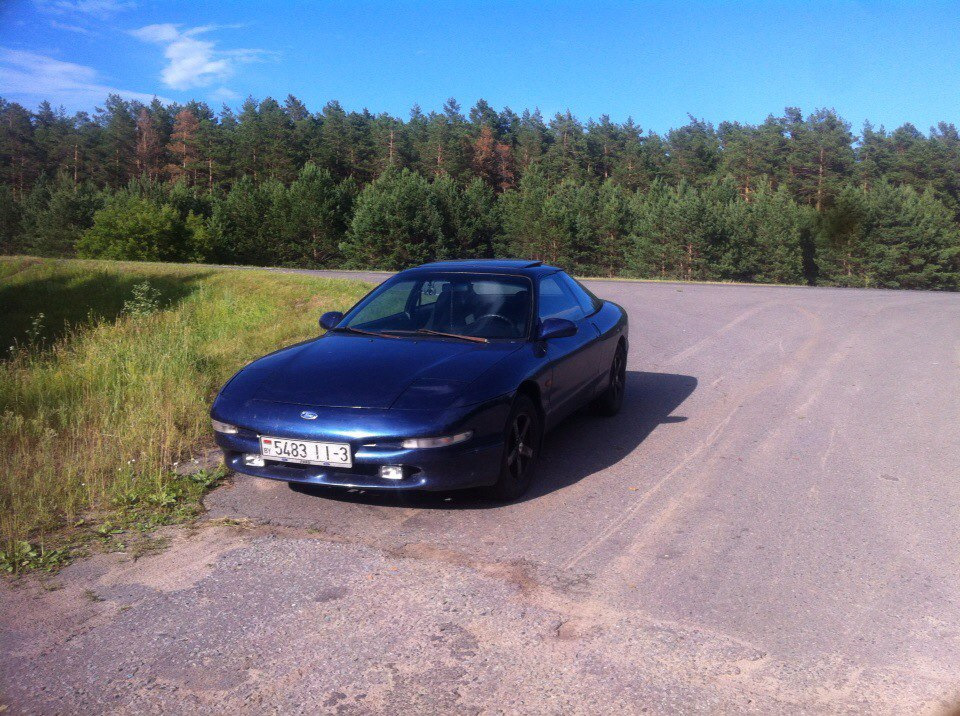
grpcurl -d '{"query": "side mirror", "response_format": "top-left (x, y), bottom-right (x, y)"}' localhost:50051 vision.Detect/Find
top-left (319, 311), bottom-right (344, 331)
top-left (537, 317), bottom-right (577, 341)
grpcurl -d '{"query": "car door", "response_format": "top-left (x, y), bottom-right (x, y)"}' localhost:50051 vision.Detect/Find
top-left (560, 272), bottom-right (609, 396)
top-left (537, 273), bottom-right (599, 420)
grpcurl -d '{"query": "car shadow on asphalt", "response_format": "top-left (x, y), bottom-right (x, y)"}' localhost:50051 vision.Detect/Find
top-left (288, 370), bottom-right (697, 510)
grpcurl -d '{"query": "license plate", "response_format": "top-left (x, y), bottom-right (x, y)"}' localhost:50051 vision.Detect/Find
top-left (260, 436), bottom-right (352, 467)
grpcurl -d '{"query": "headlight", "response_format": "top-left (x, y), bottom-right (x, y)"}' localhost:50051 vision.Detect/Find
top-left (401, 430), bottom-right (473, 449)
top-left (211, 419), bottom-right (239, 434)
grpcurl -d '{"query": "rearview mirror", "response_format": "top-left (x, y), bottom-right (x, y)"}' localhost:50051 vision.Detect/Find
top-left (537, 317), bottom-right (577, 341)
top-left (319, 311), bottom-right (344, 331)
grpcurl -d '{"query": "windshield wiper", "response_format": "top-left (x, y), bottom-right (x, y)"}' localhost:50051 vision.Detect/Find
top-left (380, 328), bottom-right (489, 343)
top-left (414, 328), bottom-right (488, 343)
top-left (332, 326), bottom-right (399, 339)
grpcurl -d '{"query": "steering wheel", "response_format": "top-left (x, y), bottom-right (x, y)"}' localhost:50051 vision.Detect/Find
top-left (473, 313), bottom-right (515, 334)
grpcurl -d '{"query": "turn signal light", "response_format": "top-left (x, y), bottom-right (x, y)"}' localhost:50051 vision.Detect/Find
top-left (212, 419), bottom-right (238, 434)
top-left (401, 431), bottom-right (473, 449)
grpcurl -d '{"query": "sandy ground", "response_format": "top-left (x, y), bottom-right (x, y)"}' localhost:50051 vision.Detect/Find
top-left (2, 275), bottom-right (960, 714)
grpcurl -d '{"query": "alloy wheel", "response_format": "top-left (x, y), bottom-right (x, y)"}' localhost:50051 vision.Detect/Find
top-left (506, 412), bottom-right (535, 479)
top-left (611, 349), bottom-right (626, 402)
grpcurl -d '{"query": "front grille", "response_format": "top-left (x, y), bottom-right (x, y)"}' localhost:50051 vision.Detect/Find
top-left (263, 459), bottom-right (381, 477)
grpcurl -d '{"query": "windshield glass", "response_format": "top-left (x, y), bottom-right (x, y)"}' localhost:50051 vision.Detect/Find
top-left (342, 273), bottom-right (532, 340)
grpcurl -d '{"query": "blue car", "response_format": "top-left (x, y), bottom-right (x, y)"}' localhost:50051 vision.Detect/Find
top-left (211, 260), bottom-right (628, 499)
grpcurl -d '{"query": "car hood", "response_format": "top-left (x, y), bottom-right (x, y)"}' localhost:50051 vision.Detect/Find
top-left (243, 333), bottom-right (520, 409)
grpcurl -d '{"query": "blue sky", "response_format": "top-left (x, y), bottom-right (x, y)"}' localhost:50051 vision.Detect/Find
top-left (1, 0), bottom-right (958, 135)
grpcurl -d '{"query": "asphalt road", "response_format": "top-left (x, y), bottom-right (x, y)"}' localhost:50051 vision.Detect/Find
top-left (3, 275), bottom-right (960, 714)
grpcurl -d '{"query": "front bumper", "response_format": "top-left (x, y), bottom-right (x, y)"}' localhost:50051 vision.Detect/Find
top-left (211, 397), bottom-right (509, 491)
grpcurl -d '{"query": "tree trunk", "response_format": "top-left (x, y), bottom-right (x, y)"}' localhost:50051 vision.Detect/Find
top-left (815, 147), bottom-right (825, 211)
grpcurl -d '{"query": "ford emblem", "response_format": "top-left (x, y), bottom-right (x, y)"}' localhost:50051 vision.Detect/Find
top-left (300, 411), bottom-right (318, 420)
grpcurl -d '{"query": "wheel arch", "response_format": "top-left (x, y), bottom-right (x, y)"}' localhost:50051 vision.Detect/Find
top-left (516, 380), bottom-right (545, 422)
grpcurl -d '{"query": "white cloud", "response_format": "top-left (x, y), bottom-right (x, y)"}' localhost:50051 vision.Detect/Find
top-left (50, 20), bottom-right (92, 34)
top-left (0, 47), bottom-right (167, 107)
top-left (35, 0), bottom-right (136, 19)
top-left (131, 23), bottom-right (269, 91)
top-left (210, 86), bottom-right (240, 103)
top-left (130, 23), bottom-right (180, 43)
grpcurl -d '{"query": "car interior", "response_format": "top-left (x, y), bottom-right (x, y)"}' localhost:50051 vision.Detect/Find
top-left (348, 276), bottom-right (533, 340)
top-left (422, 281), bottom-right (530, 339)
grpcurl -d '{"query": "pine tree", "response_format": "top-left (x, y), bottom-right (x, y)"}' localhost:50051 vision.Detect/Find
top-left (19, 174), bottom-right (102, 256)
top-left (235, 97), bottom-right (264, 180)
top-left (719, 116), bottom-right (787, 200)
top-left (258, 97), bottom-right (298, 182)
top-left (0, 100), bottom-right (39, 199)
top-left (208, 176), bottom-right (276, 265)
top-left (77, 190), bottom-right (198, 261)
top-left (166, 109), bottom-right (201, 184)
top-left (497, 164), bottom-right (554, 262)
top-left (594, 179), bottom-right (633, 276)
top-left (819, 183), bottom-right (960, 289)
top-left (343, 168), bottom-right (445, 269)
top-left (785, 107), bottom-right (855, 211)
top-left (283, 164), bottom-right (353, 266)
top-left (471, 125), bottom-right (514, 192)
top-left (135, 108), bottom-right (164, 179)
top-left (33, 101), bottom-right (74, 180)
top-left (628, 181), bottom-right (723, 280)
top-left (721, 180), bottom-right (810, 283)
top-left (96, 95), bottom-right (137, 187)
top-left (317, 101), bottom-right (352, 180)
top-left (514, 109), bottom-right (548, 172)
top-left (611, 119), bottom-right (658, 191)
top-left (665, 116), bottom-right (721, 187)
top-left (586, 115), bottom-right (625, 181)
top-left (542, 111), bottom-right (587, 182)
top-left (856, 121), bottom-right (891, 191)
top-left (0, 184), bottom-right (22, 253)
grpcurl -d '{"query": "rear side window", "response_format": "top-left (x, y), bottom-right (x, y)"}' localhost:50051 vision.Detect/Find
top-left (561, 273), bottom-right (603, 315)
top-left (538, 274), bottom-right (585, 322)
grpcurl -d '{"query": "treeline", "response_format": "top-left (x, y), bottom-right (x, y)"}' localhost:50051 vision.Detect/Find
top-left (2, 94), bottom-right (960, 289)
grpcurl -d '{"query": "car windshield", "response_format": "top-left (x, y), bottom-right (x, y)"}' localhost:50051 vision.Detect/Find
top-left (341, 273), bottom-right (532, 340)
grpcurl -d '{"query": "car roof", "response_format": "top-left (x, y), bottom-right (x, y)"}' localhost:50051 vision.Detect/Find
top-left (401, 259), bottom-right (562, 277)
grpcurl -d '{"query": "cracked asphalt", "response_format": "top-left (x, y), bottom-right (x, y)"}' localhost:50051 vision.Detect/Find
top-left (3, 275), bottom-right (960, 714)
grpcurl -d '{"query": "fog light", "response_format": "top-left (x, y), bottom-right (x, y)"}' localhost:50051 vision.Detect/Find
top-left (212, 419), bottom-right (238, 434)
top-left (380, 465), bottom-right (404, 480)
top-left (244, 454), bottom-right (265, 467)
top-left (401, 430), bottom-right (473, 449)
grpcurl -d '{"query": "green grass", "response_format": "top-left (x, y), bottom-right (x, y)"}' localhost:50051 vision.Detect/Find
top-left (0, 256), bottom-right (370, 571)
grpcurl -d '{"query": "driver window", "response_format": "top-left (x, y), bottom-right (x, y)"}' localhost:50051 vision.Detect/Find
top-left (538, 275), bottom-right (585, 322)
top-left (351, 280), bottom-right (415, 327)
top-left (417, 279), bottom-right (449, 308)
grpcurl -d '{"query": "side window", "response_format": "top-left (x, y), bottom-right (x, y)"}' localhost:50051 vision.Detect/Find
top-left (562, 273), bottom-right (603, 315)
top-left (351, 280), bottom-right (415, 326)
top-left (417, 279), bottom-right (449, 308)
top-left (538, 275), bottom-right (585, 322)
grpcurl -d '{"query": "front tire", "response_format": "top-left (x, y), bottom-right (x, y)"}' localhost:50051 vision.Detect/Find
top-left (488, 394), bottom-right (542, 501)
top-left (594, 344), bottom-right (626, 416)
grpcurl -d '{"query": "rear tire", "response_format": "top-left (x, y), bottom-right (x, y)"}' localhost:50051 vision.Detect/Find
top-left (488, 394), bottom-right (542, 501)
top-left (594, 344), bottom-right (626, 416)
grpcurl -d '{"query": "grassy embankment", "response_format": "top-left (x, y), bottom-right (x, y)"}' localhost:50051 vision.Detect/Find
top-left (0, 257), bottom-right (369, 572)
